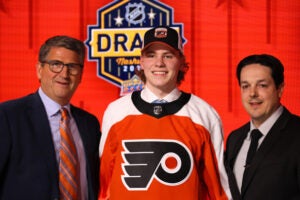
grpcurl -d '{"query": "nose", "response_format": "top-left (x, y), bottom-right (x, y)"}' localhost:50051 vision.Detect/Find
top-left (155, 56), bottom-right (165, 67)
top-left (249, 86), bottom-right (258, 97)
top-left (59, 65), bottom-right (70, 77)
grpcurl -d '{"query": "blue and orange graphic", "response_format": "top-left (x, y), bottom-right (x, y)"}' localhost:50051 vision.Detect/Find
top-left (85, 0), bottom-right (185, 95)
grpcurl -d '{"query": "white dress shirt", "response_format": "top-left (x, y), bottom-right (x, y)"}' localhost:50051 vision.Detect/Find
top-left (140, 86), bottom-right (182, 103)
top-left (233, 106), bottom-right (283, 191)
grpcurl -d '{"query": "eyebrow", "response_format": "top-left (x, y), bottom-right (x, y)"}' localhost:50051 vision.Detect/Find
top-left (240, 79), bottom-right (269, 84)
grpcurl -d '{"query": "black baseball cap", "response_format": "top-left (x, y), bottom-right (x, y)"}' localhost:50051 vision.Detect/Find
top-left (141, 26), bottom-right (183, 54)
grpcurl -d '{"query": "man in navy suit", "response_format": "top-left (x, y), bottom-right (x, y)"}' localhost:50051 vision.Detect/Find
top-left (225, 54), bottom-right (300, 200)
top-left (0, 35), bottom-right (101, 199)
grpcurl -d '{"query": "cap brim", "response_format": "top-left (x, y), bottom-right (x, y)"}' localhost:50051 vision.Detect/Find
top-left (141, 41), bottom-right (180, 54)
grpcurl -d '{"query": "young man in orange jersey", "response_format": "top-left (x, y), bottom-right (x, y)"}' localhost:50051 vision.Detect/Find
top-left (99, 26), bottom-right (231, 200)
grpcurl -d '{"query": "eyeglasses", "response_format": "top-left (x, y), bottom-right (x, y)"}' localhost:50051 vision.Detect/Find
top-left (42, 60), bottom-right (82, 75)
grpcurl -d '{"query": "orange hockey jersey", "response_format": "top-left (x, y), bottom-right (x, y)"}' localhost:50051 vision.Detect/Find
top-left (99, 91), bottom-right (230, 200)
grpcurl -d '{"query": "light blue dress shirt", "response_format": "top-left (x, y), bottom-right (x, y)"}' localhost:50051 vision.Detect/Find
top-left (38, 88), bottom-right (87, 200)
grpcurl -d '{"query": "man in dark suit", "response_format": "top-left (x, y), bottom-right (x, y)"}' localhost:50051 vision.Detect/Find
top-left (0, 35), bottom-right (101, 199)
top-left (225, 54), bottom-right (300, 200)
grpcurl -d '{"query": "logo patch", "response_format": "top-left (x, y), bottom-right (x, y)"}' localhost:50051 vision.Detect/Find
top-left (125, 3), bottom-right (145, 25)
top-left (155, 28), bottom-right (168, 38)
top-left (85, 0), bottom-right (186, 95)
top-left (153, 105), bottom-right (162, 115)
top-left (121, 139), bottom-right (193, 190)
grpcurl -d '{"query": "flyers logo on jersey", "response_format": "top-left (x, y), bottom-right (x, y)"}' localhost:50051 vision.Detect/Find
top-left (85, 0), bottom-right (185, 96)
top-left (121, 139), bottom-right (193, 190)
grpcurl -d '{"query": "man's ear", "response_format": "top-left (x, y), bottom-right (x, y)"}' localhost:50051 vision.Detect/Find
top-left (36, 62), bottom-right (42, 81)
top-left (278, 82), bottom-right (285, 98)
top-left (140, 56), bottom-right (145, 70)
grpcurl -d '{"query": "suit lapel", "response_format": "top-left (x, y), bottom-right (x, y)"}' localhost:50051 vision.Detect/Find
top-left (28, 92), bottom-right (60, 196)
top-left (241, 108), bottom-right (291, 194)
top-left (71, 106), bottom-right (94, 198)
top-left (226, 125), bottom-right (249, 200)
top-left (229, 125), bottom-right (249, 169)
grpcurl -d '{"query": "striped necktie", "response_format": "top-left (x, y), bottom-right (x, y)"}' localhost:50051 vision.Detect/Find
top-left (59, 108), bottom-right (78, 199)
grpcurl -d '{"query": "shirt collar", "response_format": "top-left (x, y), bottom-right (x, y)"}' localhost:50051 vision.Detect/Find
top-left (140, 87), bottom-right (181, 103)
top-left (249, 105), bottom-right (283, 138)
top-left (38, 87), bottom-right (71, 117)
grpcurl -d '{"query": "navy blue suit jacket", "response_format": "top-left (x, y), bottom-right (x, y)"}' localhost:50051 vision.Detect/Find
top-left (225, 107), bottom-right (300, 200)
top-left (0, 92), bottom-right (100, 200)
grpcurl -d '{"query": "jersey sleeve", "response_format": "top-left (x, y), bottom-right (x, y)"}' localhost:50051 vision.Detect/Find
top-left (209, 115), bottom-right (232, 200)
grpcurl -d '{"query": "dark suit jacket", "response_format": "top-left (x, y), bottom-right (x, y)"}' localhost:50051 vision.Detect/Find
top-left (225, 107), bottom-right (300, 200)
top-left (0, 92), bottom-right (101, 200)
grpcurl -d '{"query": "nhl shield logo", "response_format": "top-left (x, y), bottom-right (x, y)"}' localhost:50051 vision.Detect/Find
top-left (125, 3), bottom-right (145, 25)
top-left (85, 0), bottom-right (186, 96)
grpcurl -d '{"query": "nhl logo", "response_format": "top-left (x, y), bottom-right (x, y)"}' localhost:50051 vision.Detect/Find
top-left (125, 3), bottom-right (145, 25)
top-left (153, 105), bottom-right (163, 115)
top-left (85, 0), bottom-right (186, 96)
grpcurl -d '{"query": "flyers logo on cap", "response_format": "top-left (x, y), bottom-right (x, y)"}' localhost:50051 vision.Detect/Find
top-left (155, 28), bottom-right (168, 38)
top-left (85, 0), bottom-right (186, 96)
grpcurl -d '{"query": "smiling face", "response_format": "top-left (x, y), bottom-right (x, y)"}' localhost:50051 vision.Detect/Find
top-left (240, 64), bottom-right (284, 127)
top-left (140, 43), bottom-right (184, 97)
top-left (36, 47), bottom-right (82, 105)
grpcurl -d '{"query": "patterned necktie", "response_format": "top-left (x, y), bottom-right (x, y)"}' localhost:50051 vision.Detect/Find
top-left (59, 108), bottom-right (78, 200)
